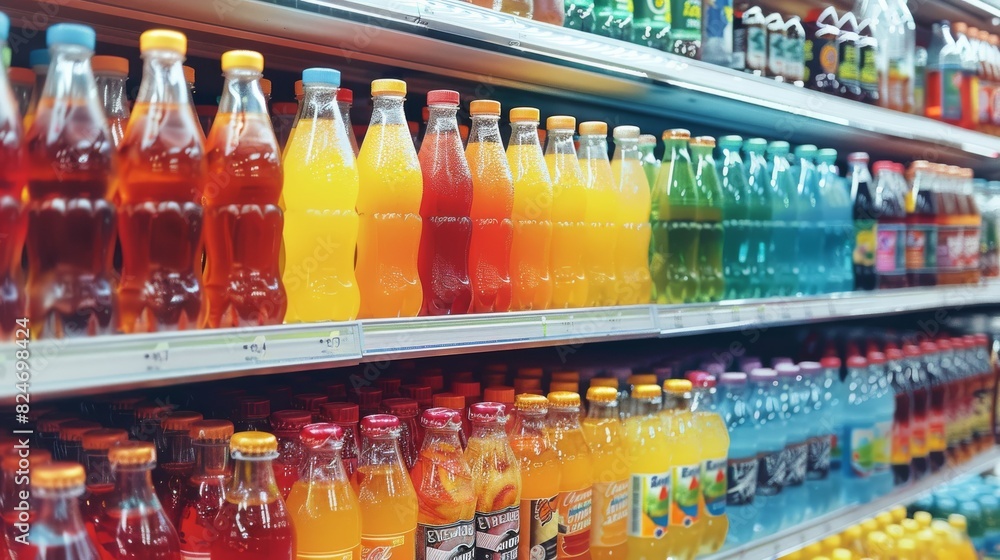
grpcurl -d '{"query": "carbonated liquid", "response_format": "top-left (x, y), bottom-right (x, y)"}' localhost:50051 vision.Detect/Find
top-left (545, 117), bottom-right (589, 308)
top-left (578, 121), bottom-right (619, 306)
top-left (610, 126), bottom-right (652, 305)
top-left (691, 137), bottom-right (724, 302)
top-left (0, 12), bottom-right (26, 341)
top-left (652, 130), bottom-right (699, 304)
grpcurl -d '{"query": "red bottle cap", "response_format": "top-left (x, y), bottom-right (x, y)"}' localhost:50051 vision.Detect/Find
top-left (237, 397), bottom-right (270, 419)
top-left (271, 410), bottom-right (313, 434)
top-left (432, 393), bottom-right (465, 410)
top-left (886, 348), bottom-right (904, 361)
top-left (427, 89), bottom-right (459, 106)
top-left (964, 334), bottom-right (978, 347)
top-left (820, 356), bottom-right (842, 369)
top-left (400, 384), bottom-right (433, 405)
top-left (469, 402), bottom-right (507, 423)
top-left (921, 341), bottom-right (940, 353)
top-left (420, 408), bottom-right (462, 430)
top-left (337, 87), bottom-right (353, 104)
top-left (382, 398), bottom-right (419, 419)
top-left (950, 337), bottom-right (966, 349)
top-left (361, 414), bottom-right (400, 437)
top-left (976, 334), bottom-right (990, 346)
top-left (417, 372), bottom-right (445, 392)
top-left (872, 160), bottom-right (895, 173)
top-left (936, 339), bottom-right (953, 351)
top-left (292, 393), bottom-right (328, 413)
top-left (847, 356), bottom-right (868, 368)
top-left (353, 387), bottom-right (383, 408)
top-left (685, 370), bottom-right (710, 384)
top-left (452, 381), bottom-right (481, 400)
top-left (483, 386), bottom-right (516, 405)
top-left (325, 383), bottom-right (347, 402)
top-left (321, 402), bottom-right (359, 424)
top-left (376, 378), bottom-right (402, 395)
top-left (162, 411), bottom-right (204, 432)
top-left (904, 344), bottom-right (923, 357)
top-left (300, 423), bottom-right (344, 448)
top-left (867, 352), bottom-right (887, 365)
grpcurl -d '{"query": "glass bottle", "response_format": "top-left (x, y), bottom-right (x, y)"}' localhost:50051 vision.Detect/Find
top-left (465, 402), bottom-right (522, 559)
top-left (638, 134), bottom-right (660, 195)
top-left (30, 463), bottom-right (102, 560)
top-left (152, 411), bottom-right (202, 528)
top-left (357, 414), bottom-right (418, 560)
top-left (178, 420), bottom-right (233, 560)
top-left (57, 420), bottom-right (101, 463)
top-left (767, 141), bottom-right (800, 296)
top-left (8, 66), bottom-right (34, 119)
top-left (270, 410), bottom-right (311, 499)
top-left (545, 115), bottom-right (589, 309)
top-left (849, 152), bottom-right (877, 290)
top-left (581, 387), bottom-right (629, 559)
top-left (652, 129), bottom-right (699, 304)
top-left (742, 138), bottom-right (774, 297)
top-left (578, 121), bottom-right (619, 307)
top-left (717, 135), bottom-right (751, 299)
top-left (319, 403), bottom-right (361, 483)
top-left (24, 47), bottom-right (48, 130)
top-left (234, 397), bottom-right (270, 432)
top-left (564, 0), bottom-right (596, 32)
top-left (546, 391), bottom-right (594, 559)
top-left (690, 136), bottom-right (724, 302)
top-left (382, 398), bottom-right (421, 470)
top-left (91, 55), bottom-right (129, 147)
top-left (2, 448), bottom-right (52, 559)
top-left (0, 11), bottom-right (26, 342)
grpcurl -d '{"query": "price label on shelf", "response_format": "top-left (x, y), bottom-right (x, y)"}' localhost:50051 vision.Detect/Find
top-left (143, 342), bottom-right (170, 371)
top-left (243, 335), bottom-right (267, 363)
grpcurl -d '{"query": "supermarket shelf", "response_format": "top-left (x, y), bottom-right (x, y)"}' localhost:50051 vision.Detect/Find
top-left (3, 0), bottom-right (999, 177)
top-left (705, 446), bottom-right (1000, 560)
top-left (2, 282), bottom-right (1000, 401)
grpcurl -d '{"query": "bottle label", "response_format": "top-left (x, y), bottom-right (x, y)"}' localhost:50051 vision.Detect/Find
top-left (941, 67), bottom-right (964, 121)
top-left (784, 441), bottom-right (808, 487)
top-left (629, 472), bottom-right (671, 538)
top-left (964, 226), bottom-right (981, 272)
top-left (892, 419), bottom-right (911, 466)
top-left (937, 224), bottom-right (963, 271)
top-left (838, 44), bottom-right (860, 85)
top-left (906, 225), bottom-right (937, 272)
top-left (634, 0), bottom-right (667, 18)
top-left (768, 32), bottom-right (785, 76)
top-left (830, 432), bottom-right (841, 472)
top-left (732, 28), bottom-right (747, 70)
top-left (363, 531), bottom-right (417, 560)
top-left (671, 0), bottom-right (702, 41)
top-left (784, 37), bottom-right (804, 81)
top-left (556, 487), bottom-right (592, 558)
top-left (929, 411), bottom-right (947, 452)
top-left (701, 458), bottom-right (727, 517)
top-left (417, 519), bottom-right (475, 560)
top-left (670, 464), bottom-right (701, 526)
top-left (873, 420), bottom-right (892, 473)
top-left (703, 0), bottom-right (732, 42)
top-left (298, 552), bottom-right (355, 560)
top-left (978, 83), bottom-right (991, 124)
top-left (910, 416), bottom-right (928, 458)
top-left (590, 480), bottom-right (629, 548)
top-left (806, 434), bottom-right (832, 480)
top-left (860, 47), bottom-right (878, 93)
top-left (819, 40), bottom-right (839, 75)
top-left (854, 219), bottom-right (876, 268)
top-left (521, 496), bottom-right (557, 560)
top-left (875, 224), bottom-right (905, 273)
top-left (756, 451), bottom-right (785, 497)
top-left (747, 27), bottom-right (767, 71)
top-left (844, 425), bottom-right (875, 478)
top-left (726, 456), bottom-right (758, 506)
top-left (475, 505), bottom-right (520, 560)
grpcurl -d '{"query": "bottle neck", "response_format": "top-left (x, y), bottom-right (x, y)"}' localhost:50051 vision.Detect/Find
top-left (422, 426), bottom-right (464, 451)
top-left (510, 121), bottom-right (541, 147)
top-left (338, 100), bottom-right (353, 127)
top-left (114, 464), bottom-right (159, 503)
top-left (162, 430), bottom-right (195, 464)
top-left (548, 407), bottom-right (582, 429)
top-left (690, 387), bottom-right (715, 412)
top-left (370, 94), bottom-right (406, 126)
top-left (95, 73), bottom-right (129, 119)
top-left (469, 114), bottom-right (502, 145)
top-left (193, 439), bottom-right (231, 477)
top-left (361, 434), bottom-right (406, 468)
top-left (301, 443), bottom-right (348, 484)
top-left (229, 454), bottom-right (281, 498)
top-left (219, 67), bottom-right (268, 115)
top-left (426, 104), bottom-right (459, 134)
top-left (578, 134), bottom-right (609, 161)
top-left (469, 421), bottom-right (506, 440)
top-left (83, 450), bottom-right (115, 486)
top-left (663, 139), bottom-right (691, 163)
top-left (35, 486), bottom-right (87, 532)
top-left (614, 137), bottom-right (641, 162)
top-left (300, 84), bottom-right (340, 120)
top-left (545, 129), bottom-right (576, 156)
top-left (691, 145), bottom-right (713, 161)
top-left (663, 393), bottom-right (691, 412)
top-left (633, 398), bottom-right (662, 416)
top-left (136, 49), bottom-right (189, 108)
top-left (586, 401), bottom-right (619, 419)
top-left (512, 410), bottom-right (548, 436)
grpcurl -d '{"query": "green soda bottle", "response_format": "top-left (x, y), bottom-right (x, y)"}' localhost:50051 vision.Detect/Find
top-left (565, 0), bottom-right (597, 32)
top-left (639, 134), bottom-right (660, 194)
top-left (632, 0), bottom-right (671, 51)
top-left (743, 138), bottom-right (774, 297)
top-left (594, 0), bottom-right (634, 40)
top-left (717, 135), bottom-right (750, 300)
top-left (652, 129), bottom-right (699, 304)
top-left (691, 136), bottom-right (724, 302)
top-left (670, 0), bottom-right (702, 58)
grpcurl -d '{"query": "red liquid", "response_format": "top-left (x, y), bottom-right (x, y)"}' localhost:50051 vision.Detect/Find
top-left (25, 99), bottom-right (117, 338)
top-left (906, 171), bottom-right (937, 287)
top-left (0, 89), bottom-right (26, 341)
top-left (101, 508), bottom-right (181, 560)
top-left (210, 497), bottom-right (295, 560)
top-left (202, 112), bottom-right (286, 327)
top-left (153, 463), bottom-right (194, 529)
top-left (4, 511), bottom-right (34, 560)
top-left (177, 475), bottom-right (227, 559)
top-left (937, 188), bottom-right (963, 285)
top-left (116, 102), bottom-right (204, 333)
top-left (82, 484), bottom-right (116, 560)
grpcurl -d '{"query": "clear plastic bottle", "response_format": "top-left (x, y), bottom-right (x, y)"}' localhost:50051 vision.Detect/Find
top-left (610, 126), bottom-right (652, 305)
top-left (766, 141), bottom-right (800, 296)
top-left (91, 55), bottom-right (129, 148)
top-left (717, 136), bottom-right (750, 300)
top-left (546, 391), bottom-right (594, 558)
top-left (652, 129), bottom-right (699, 304)
top-left (855, 0), bottom-right (915, 111)
top-left (153, 411), bottom-right (202, 529)
top-left (581, 387), bottom-right (629, 559)
top-left (816, 148), bottom-right (854, 293)
top-left (336, 87), bottom-right (359, 157)
top-left (8, 66), bottom-right (34, 118)
top-left (742, 138), bottom-right (774, 297)
top-left (510, 394), bottom-right (560, 560)
top-left (104, 441), bottom-right (182, 559)
top-left (776, 364), bottom-right (809, 527)
top-left (178, 420), bottom-right (233, 560)
top-left (24, 47), bottom-right (49, 130)
top-left (718, 373), bottom-right (757, 546)
top-left (690, 136), bottom-right (724, 303)
top-left (688, 375), bottom-right (729, 554)
top-left (839, 356), bottom-right (876, 505)
top-left (545, 116), bottom-right (589, 308)
top-left (800, 362), bottom-right (835, 516)
top-left (795, 145), bottom-right (825, 294)
top-left (30, 463), bottom-right (102, 560)
top-left (578, 121), bottom-right (619, 307)
top-left (750, 368), bottom-right (785, 538)
top-left (0, 11), bottom-right (26, 342)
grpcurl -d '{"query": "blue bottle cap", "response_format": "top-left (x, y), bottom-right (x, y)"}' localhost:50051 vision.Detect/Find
top-left (47, 23), bottom-right (96, 50)
top-left (718, 135), bottom-right (743, 149)
top-left (0, 12), bottom-right (9, 42)
top-left (302, 67), bottom-right (340, 87)
top-left (794, 144), bottom-right (817, 158)
top-left (767, 140), bottom-right (790, 154)
top-left (743, 138), bottom-right (767, 152)
top-left (817, 148), bottom-right (838, 162)
top-left (29, 48), bottom-right (49, 68)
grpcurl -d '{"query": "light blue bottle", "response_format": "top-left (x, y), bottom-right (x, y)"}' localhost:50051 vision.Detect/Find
top-left (816, 149), bottom-right (855, 293)
top-left (766, 141), bottom-right (800, 296)
top-left (720, 372), bottom-right (759, 546)
top-left (799, 361), bottom-right (834, 517)
top-left (718, 136), bottom-right (751, 300)
top-left (819, 357), bottom-right (845, 513)
top-left (840, 355), bottom-right (876, 505)
top-left (866, 352), bottom-right (896, 499)
top-left (776, 363), bottom-right (809, 528)
top-left (743, 139), bottom-right (774, 297)
top-left (794, 145), bottom-right (825, 295)
top-left (750, 368), bottom-right (786, 537)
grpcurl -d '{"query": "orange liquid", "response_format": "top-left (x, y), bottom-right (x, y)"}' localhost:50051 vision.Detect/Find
top-left (466, 131), bottom-right (513, 313)
top-left (506, 139), bottom-right (553, 311)
top-left (510, 426), bottom-right (561, 560)
top-left (25, 99), bottom-right (117, 338)
top-left (357, 464), bottom-right (418, 560)
top-left (286, 477), bottom-right (362, 559)
top-left (0, 94), bottom-right (26, 340)
top-left (202, 112), bottom-right (286, 327)
top-left (117, 102), bottom-right (204, 333)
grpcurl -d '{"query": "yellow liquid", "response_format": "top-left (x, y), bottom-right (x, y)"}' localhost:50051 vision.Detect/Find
top-left (356, 122), bottom-right (423, 318)
top-left (287, 478), bottom-right (362, 559)
top-left (548, 419), bottom-right (594, 559)
top-left (662, 408), bottom-right (704, 560)
top-left (611, 156), bottom-right (653, 305)
top-left (579, 149), bottom-right (619, 307)
top-left (624, 412), bottom-right (669, 560)
top-left (696, 410), bottom-right (730, 554)
top-left (357, 464), bottom-right (418, 560)
top-left (510, 429), bottom-right (562, 560)
top-left (546, 152), bottom-right (589, 308)
top-left (281, 117), bottom-right (360, 322)
top-left (507, 142), bottom-right (554, 311)
top-left (581, 415), bottom-right (630, 559)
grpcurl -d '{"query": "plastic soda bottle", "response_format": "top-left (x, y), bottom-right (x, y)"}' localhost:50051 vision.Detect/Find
top-left (211, 432), bottom-right (295, 560)
top-left (777, 364), bottom-right (809, 528)
top-left (117, 30), bottom-right (205, 333)
top-left (610, 126), bottom-right (652, 305)
top-left (840, 356), bottom-right (875, 505)
top-left (178, 420), bottom-right (233, 560)
top-left (849, 152), bottom-right (877, 290)
top-left (798, 362), bottom-right (833, 517)
top-left (358, 414), bottom-right (418, 559)
top-left (506, 107), bottom-right (553, 311)
top-left (565, 0), bottom-right (597, 32)
top-left (718, 373), bottom-right (758, 546)
top-left (625, 384), bottom-right (669, 560)
top-left (580, 387), bottom-right (629, 559)
top-left (91, 56), bottom-right (129, 148)
top-left (661, 380), bottom-right (703, 560)
top-left (286, 423), bottom-right (362, 560)
top-left (356, 79), bottom-right (423, 318)
top-left (202, 50), bottom-right (286, 327)
top-left (689, 375), bottom-right (729, 553)
top-left (546, 392), bottom-right (594, 559)
top-left (652, 129), bottom-right (699, 304)
top-left (638, 134), bottom-right (660, 192)
top-left (30, 463), bottom-right (102, 560)
top-left (578, 121), bottom-right (619, 306)
top-left (794, 145), bottom-right (825, 294)
top-left (336, 88), bottom-right (359, 157)
top-left (545, 116), bottom-right (589, 308)
top-left (741, 138), bottom-right (774, 296)
top-left (766, 141), bottom-right (800, 296)
top-left (25, 23), bottom-right (117, 338)
top-left (816, 148), bottom-right (854, 293)
top-left (466, 99), bottom-right (514, 313)
top-left (510, 394), bottom-right (560, 560)
top-left (281, 67), bottom-right (360, 322)
top-left (690, 136), bottom-right (724, 302)
top-left (717, 136), bottom-right (751, 299)
top-left (411, 408), bottom-right (476, 559)
top-left (0, 11), bottom-right (26, 341)
top-left (903, 344), bottom-right (930, 480)
top-left (867, 352), bottom-right (896, 497)
top-left (465, 402), bottom-right (522, 559)
top-left (670, 0), bottom-right (702, 57)
top-left (749, 368), bottom-right (786, 537)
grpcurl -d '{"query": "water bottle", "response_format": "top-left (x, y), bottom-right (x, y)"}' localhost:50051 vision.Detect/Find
top-left (777, 363), bottom-right (809, 527)
top-left (742, 138), bottom-right (773, 297)
top-left (820, 356), bottom-right (845, 512)
top-left (767, 142), bottom-right (800, 296)
top-left (816, 149), bottom-right (855, 293)
top-left (795, 145), bottom-right (825, 294)
top-left (840, 355), bottom-right (876, 505)
top-left (867, 351), bottom-right (897, 498)
top-left (801, 361), bottom-right (835, 517)
top-left (720, 372), bottom-right (758, 546)
top-left (750, 368), bottom-right (786, 537)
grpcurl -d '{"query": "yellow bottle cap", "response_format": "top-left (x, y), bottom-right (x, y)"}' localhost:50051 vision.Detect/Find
top-left (948, 514), bottom-right (968, 531)
top-left (631, 384), bottom-right (662, 399)
top-left (546, 115), bottom-right (575, 131)
top-left (514, 394), bottom-right (548, 411)
top-left (586, 386), bottom-right (618, 403)
top-left (803, 543), bottom-right (823, 557)
top-left (663, 128), bottom-right (691, 140)
top-left (885, 524), bottom-right (906, 540)
top-left (844, 525), bottom-right (862, 541)
top-left (866, 531), bottom-right (890, 552)
top-left (470, 99), bottom-right (501, 116)
top-left (578, 121), bottom-right (607, 135)
top-left (109, 441), bottom-right (156, 466)
top-left (547, 391), bottom-right (581, 408)
top-left (91, 55), bottom-right (128, 75)
top-left (140, 29), bottom-right (186, 54)
top-left (663, 379), bottom-right (693, 393)
top-left (891, 506), bottom-right (907, 524)
top-left (897, 538), bottom-right (916, 553)
top-left (916, 529), bottom-right (935, 545)
top-left (901, 518), bottom-right (920, 535)
top-left (876, 511), bottom-right (894, 528)
top-left (371, 78), bottom-right (406, 96)
top-left (814, 557), bottom-right (830, 560)
top-left (230, 431), bottom-right (278, 455)
top-left (32, 462), bottom-right (85, 490)
top-left (861, 518), bottom-right (880, 534)
top-left (183, 65), bottom-right (195, 85)
top-left (221, 50), bottom-right (264, 72)
top-left (831, 548), bottom-right (852, 560)
top-left (913, 511), bottom-right (932, 528)
top-left (822, 535), bottom-right (842, 551)
top-left (589, 378), bottom-right (619, 388)
top-left (510, 107), bottom-right (540, 122)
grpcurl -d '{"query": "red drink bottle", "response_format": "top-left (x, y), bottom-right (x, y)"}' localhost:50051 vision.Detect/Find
top-left (319, 403), bottom-right (360, 485)
top-left (0, 12), bottom-right (27, 341)
top-left (2, 449), bottom-right (51, 559)
top-left (25, 23), bottom-right (117, 338)
top-left (153, 411), bottom-right (203, 528)
top-left (90, 56), bottom-right (129, 148)
top-left (178, 420), bottom-right (233, 560)
top-left (30, 463), bottom-right (102, 560)
top-left (79, 429), bottom-right (128, 559)
top-left (270, 410), bottom-right (311, 499)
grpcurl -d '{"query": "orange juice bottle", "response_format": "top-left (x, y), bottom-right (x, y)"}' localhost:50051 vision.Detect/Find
top-left (411, 408), bottom-right (477, 559)
top-left (506, 107), bottom-right (553, 311)
top-left (625, 385), bottom-right (670, 560)
top-left (610, 126), bottom-right (653, 305)
top-left (280, 67), bottom-right (360, 322)
top-left (358, 414), bottom-right (418, 560)
top-left (577, 121), bottom-right (619, 306)
top-left (465, 402), bottom-right (522, 559)
top-left (545, 116), bottom-right (589, 308)
top-left (356, 79), bottom-right (423, 318)
top-left (287, 423), bottom-right (361, 560)
top-left (662, 380), bottom-right (703, 560)
top-left (547, 391), bottom-right (594, 559)
top-left (510, 394), bottom-right (560, 560)
top-left (581, 387), bottom-right (630, 559)
top-left (466, 99), bottom-right (513, 313)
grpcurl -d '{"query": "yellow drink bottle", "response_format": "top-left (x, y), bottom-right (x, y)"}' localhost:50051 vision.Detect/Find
top-left (577, 121), bottom-right (618, 306)
top-left (581, 387), bottom-right (630, 559)
top-left (506, 107), bottom-right (553, 311)
top-left (510, 394), bottom-right (561, 560)
top-left (545, 116), bottom-right (589, 308)
top-left (355, 79), bottom-right (423, 318)
top-left (662, 380), bottom-right (703, 560)
top-left (547, 392), bottom-right (594, 559)
top-left (357, 415), bottom-right (418, 560)
top-left (610, 126), bottom-right (653, 305)
top-left (690, 376), bottom-right (729, 554)
top-left (625, 385), bottom-right (670, 560)
top-left (281, 68), bottom-right (360, 322)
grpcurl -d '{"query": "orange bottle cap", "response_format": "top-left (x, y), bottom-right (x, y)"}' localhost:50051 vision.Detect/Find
top-left (551, 371), bottom-right (580, 382)
top-left (510, 107), bottom-right (540, 122)
top-left (109, 441), bottom-right (156, 466)
top-left (547, 391), bottom-right (581, 408)
top-left (432, 393), bottom-right (465, 410)
top-left (2, 449), bottom-right (51, 472)
top-left (221, 50), bottom-right (264, 73)
top-left (452, 381), bottom-right (481, 398)
top-left (162, 411), bottom-right (204, 432)
top-left (632, 384), bottom-right (663, 399)
top-left (182, 65), bottom-right (195, 85)
top-left (549, 381), bottom-right (579, 393)
top-left (91, 56), bottom-right (128, 76)
top-left (663, 128), bottom-right (691, 140)
top-left (578, 121), bottom-right (607, 135)
top-left (190, 420), bottom-right (235, 441)
top-left (230, 431), bottom-right (278, 456)
top-left (8, 67), bottom-right (35, 85)
top-left (294, 79), bottom-right (304, 98)
top-left (639, 134), bottom-right (657, 145)
top-left (514, 394), bottom-right (548, 411)
top-left (260, 78), bottom-right (271, 96)
top-left (136, 402), bottom-right (174, 420)
top-left (517, 367), bottom-right (544, 379)
top-left (140, 29), bottom-right (186, 54)
top-left (81, 429), bottom-right (128, 451)
top-left (483, 386), bottom-right (516, 404)
top-left (546, 115), bottom-right (575, 131)
top-left (691, 135), bottom-right (716, 147)
top-left (32, 462), bottom-right (86, 490)
top-left (589, 378), bottom-right (619, 388)
top-left (36, 413), bottom-right (79, 433)
top-left (628, 374), bottom-right (658, 386)
top-left (58, 421), bottom-right (101, 442)
top-left (470, 99), bottom-right (501, 116)
top-left (513, 378), bottom-right (542, 393)
top-left (372, 78), bottom-right (406, 96)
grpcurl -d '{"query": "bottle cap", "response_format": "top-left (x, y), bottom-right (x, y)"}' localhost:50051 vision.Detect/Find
top-left (549, 381), bottom-right (579, 393)
top-left (421, 407), bottom-right (463, 430)
top-left (578, 121), bottom-right (607, 135)
top-left (321, 383), bottom-right (346, 402)
top-left (767, 140), bottom-right (790, 154)
top-left (552, 371), bottom-right (580, 382)
top-left (48, 23), bottom-right (96, 49)
top-left (749, 368), bottom-right (777, 380)
top-left (948, 514), bottom-right (968, 530)
top-left (685, 370), bottom-right (710, 384)
top-left (510, 107), bottom-right (540, 122)
top-left (867, 351), bottom-right (887, 365)
top-left (613, 125), bottom-right (640, 139)
top-left (470, 99), bottom-right (501, 115)
top-left (775, 363), bottom-right (800, 377)
top-left (161, 411), bottom-right (203, 432)
top-left (299, 423), bottom-right (343, 448)
top-left (91, 56), bottom-right (128, 76)
top-left (361, 414), bottom-right (400, 437)
top-left (353, 387), bottom-right (383, 408)
top-left (913, 511), bottom-right (932, 527)
top-left (427, 89), bottom-right (459, 105)
top-left (482, 386), bottom-right (515, 405)
top-left (691, 135), bottom-right (716, 147)
top-left (382, 398), bottom-right (419, 418)
top-left (719, 372), bottom-right (747, 385)
top-left (2, 448), bottom-right (51, 472)
top-left (628, 374), bottom-right (658, 386)
top-left (320, 402), bottom-right (360, 424)
top-left (237, 397), bottom-right (270, 419)
top-left (638, 133), bottom-right (657, 145)
top-left (483, 372), bottom-right (508, 387)
top-left (136, 402), bottom-right (174, 420)
top-left (302, 67), bottom-right (341, 86)
top-left (631, 384), bottom-right (662, 399)
top-left (8, 67), bottom-right (34, 85)
top-left (109, 441), bottom-right (156, 466)
top-left (139, 29), bottom-right (186, 54)
top-left (469, 402), bottom-right (507, 423)
top-left (291, 393), bottom-right (328, 413)
top-left (901, 518), bottom-right (920, 533)
top-left (831, 549), bottom-right (852, 560)
top-left (547, 391), bottom-right (580, 408)
top-left (221, 50), bottom-right (264, 72)
top-left (846, 355), bottom-right (868, 368)
top-left (32, 462), bottom-right (86, 490)
top-left (230, 431), bottom-right (278, 455)
top-left (586, 386), bottom-right (618, 403)
top-left (798, 361), bottom-right (822, 374)
top-left (417, 371), bottom-right (445, 392)
top-left (794, 144), bottom-right (817, 157)
top-left (183, 65), bottom-right (195, 84)
top-left (589, 378), bottom-right (619, 388)
top-left (432, 393), bottom-right (465, 410)
top-left (743, 137), bottom-right (767, 151)
top-left (271, 410), bottom-right (313, 433)
top-left (376, 378), bottom-right (402, 396)
top-left (664, 128), bottom-right (690, 140)
top-left (546, 115), bottom-right (575, 130)
top-left (400, 384), bottom-right (433, 405)
top-left (337, 87), bottom-right (353, 103)
top-left (517, 367), bottom-right (545, 379)
top-left (920, 341), bottom-right (939, 353)
top-left (294, 79), bottom-right (304, 98)
top-left (452, 381), bottom-right (481, 399)
top-left (514, 394), bottom-right (548, 411)
top-left (717, 135), bottom-right (743, 149)
top-left (663, 379), bottom-right (693, 393)
top-left (189, 420), bottom-right (234, 441)
top-left (37, 413), bottom-right (80, 434)
top-left (58, 421), bottom-right (101, 442)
